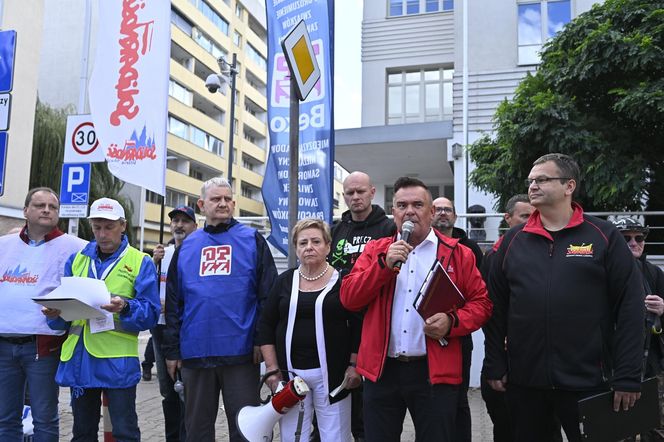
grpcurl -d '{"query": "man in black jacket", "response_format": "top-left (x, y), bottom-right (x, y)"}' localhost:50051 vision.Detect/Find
top-left (328, 171), bottom-right (395, 442)
top-left (330, 171), bottom-right (396, 277)
top-left (484, 153), bottom-right (644, 442)
top-left (432, 196), bottom-right (482, 442)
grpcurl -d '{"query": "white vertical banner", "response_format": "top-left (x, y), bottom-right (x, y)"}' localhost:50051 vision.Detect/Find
top-left (89, 0), bottom-right (170, 196)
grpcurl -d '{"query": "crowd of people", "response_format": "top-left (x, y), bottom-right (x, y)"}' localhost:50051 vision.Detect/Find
top-left (1, 152), bottom-right (662, 441)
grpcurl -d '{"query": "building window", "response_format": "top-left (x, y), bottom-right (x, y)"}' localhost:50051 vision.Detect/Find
top-left (171, 8), bottom-right (193, 36)
top-left (189, 0), bottom-right (229, 35)
top-left (387, 67), bottom-right (454, 124)
top-left (192, 27), bottom-right (228, 60)
top-left (389, 0), bottom-right (453, 17)
top-left (518, 0), bottom-right (570, 65)
top-left (235, 2), bottom-right (244, 18)
top-left (246, 43), bottom-right (267, 70)
top-left (168, 115), bottom-right (224, 157)
top-left (233, 30), bottom-right (242, 48)
top-left (169, 79), bottom-right (193, 106)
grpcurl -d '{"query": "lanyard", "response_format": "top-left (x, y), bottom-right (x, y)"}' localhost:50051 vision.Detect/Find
top-left (90, 246), bottom-right (129, 280)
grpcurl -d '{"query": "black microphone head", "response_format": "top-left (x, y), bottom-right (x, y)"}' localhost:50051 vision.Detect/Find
top-left (401, 220), bottom-right (415, 243)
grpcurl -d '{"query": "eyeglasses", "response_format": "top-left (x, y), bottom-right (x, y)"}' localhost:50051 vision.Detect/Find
top-left (524, 177), bottom-right (572, 187)
top-left (435, 207), bottom-right (454, 214)
top-left (623, 234), bottom-right (645, 243)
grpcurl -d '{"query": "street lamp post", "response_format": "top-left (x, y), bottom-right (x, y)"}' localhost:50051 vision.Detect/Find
top-left (224, 53), bottom-right (238, 185)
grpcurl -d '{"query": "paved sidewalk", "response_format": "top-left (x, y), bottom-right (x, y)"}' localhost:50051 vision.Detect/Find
top-left (56, 334), bottom-right (495, 440)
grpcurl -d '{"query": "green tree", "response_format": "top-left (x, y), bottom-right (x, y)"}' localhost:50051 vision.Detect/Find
top-left (469, 0), bottom-right (664, 213)
top-left (30, 100), bottom-right (136, 244)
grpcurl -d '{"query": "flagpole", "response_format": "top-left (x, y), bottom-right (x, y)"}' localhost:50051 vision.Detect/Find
top-left (69, 0), bottom-right (92, 237)
top-left (139, 187), bottom-right (146, 251)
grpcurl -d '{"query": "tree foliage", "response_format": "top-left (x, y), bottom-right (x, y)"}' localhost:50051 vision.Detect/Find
top-left (30, 100), bottom-right (135, 244)
top-left (469, 0), bottom-right (664, 213)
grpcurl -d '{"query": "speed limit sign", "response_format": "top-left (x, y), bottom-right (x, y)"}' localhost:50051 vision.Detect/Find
top-left (63, 114), bottom-right (105, 163)
top-left (72, 121), bottom-right (98, 155)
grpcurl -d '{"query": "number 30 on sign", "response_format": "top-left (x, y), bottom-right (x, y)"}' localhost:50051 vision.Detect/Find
top-left (63, 114), bottom-right (106, 163)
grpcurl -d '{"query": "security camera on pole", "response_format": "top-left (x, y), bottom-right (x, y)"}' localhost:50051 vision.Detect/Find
top-left (280, 20), bottom-right (321, 267)
top-left (205, 54), bottom-right (238, 184)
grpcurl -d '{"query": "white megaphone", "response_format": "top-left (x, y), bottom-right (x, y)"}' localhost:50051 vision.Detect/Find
top-left (237, 376), bottom-right (309, 442)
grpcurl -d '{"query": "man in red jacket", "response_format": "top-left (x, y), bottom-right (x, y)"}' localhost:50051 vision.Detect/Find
top-left (340, 176), bottom-right (492, 441)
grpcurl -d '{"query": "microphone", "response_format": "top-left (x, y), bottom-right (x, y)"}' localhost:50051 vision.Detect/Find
top-left (393, 220), bottom-right (415, 274)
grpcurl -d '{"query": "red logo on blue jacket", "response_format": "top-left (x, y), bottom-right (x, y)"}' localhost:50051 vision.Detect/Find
top-left (200, 245), bottom-right (232, 276)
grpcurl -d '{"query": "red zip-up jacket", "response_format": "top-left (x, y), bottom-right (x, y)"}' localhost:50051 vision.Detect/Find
top-left (340, 229), bottom-right (492, 384)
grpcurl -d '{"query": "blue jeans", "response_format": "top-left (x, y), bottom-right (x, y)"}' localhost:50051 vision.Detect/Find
top-left (0, 339), bottom-right (59, 442)
top-left (71, 387), bottom-right (139, 442)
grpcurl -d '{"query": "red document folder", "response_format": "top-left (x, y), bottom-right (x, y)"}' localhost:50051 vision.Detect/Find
top-left (413, 260), bottom-right (465, 320)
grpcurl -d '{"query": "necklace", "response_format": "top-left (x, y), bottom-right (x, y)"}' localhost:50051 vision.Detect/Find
top-left (298, 262), bottom-right (329, 281)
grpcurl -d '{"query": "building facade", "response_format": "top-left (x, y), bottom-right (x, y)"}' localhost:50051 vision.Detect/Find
top-left (336, 0), bottom-right (599, 241)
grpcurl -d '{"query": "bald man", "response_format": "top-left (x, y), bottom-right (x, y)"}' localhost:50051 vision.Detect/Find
top-left (329, 171), bottom-right (395, 441)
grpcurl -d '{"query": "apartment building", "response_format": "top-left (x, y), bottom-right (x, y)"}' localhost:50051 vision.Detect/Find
top-left (37, 0), bottom-right (270, 247)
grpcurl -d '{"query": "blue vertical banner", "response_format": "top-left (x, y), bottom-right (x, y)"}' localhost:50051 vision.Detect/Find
top-left (262, 0), bottom-right (335, 255)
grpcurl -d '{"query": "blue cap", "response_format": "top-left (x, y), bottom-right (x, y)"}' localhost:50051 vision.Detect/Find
top-left (168, 206), bottom-right (196, 222)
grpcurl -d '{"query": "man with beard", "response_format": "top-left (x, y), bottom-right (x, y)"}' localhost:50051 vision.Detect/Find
top-left (431, 197), bottom-right (483, 442)
top-left (151, 206), bottom-right (198, 441)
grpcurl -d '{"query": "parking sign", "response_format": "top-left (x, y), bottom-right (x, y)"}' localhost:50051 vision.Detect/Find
top-left (59, 163), bottom-right (91, 218)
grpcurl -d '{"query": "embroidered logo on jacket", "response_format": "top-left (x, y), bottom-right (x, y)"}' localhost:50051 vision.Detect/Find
top-left (200, 245), bottom-right (232, 276)
top-left (566, 243), bottom-right (594, 258)
top-left (0, 265), bottom-right (38, 285)
top-left (447, 265), bottom-right (454, 273)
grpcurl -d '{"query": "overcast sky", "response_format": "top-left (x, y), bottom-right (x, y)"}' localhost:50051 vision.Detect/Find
top-left (333, 0), bottom-right (362, 129)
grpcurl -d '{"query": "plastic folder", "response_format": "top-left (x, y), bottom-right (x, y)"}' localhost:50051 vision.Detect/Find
top-left (413, 260), bottom-right (465, 320)
top-left (578, 377), bottom-right (659, 441)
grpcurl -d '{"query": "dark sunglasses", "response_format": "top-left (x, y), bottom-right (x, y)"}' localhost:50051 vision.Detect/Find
top-left (622, 234), bottom-right (645, 243)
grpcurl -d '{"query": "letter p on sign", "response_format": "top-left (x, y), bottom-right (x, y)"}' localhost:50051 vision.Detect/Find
top-left (68, 167), bottom-right (85, 192)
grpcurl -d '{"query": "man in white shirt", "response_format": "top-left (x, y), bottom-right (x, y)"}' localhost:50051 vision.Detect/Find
top-left (341, 177), bottom-right (491, 441)
top-left (151, 205), bottom-right (197, 442)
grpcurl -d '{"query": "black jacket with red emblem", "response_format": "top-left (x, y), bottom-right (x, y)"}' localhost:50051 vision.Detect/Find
top-left (483, 203), bottom-right (645, 392)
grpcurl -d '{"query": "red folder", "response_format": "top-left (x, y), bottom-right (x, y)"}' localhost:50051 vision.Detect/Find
top-left (413, 260), bottom-right (465, 320)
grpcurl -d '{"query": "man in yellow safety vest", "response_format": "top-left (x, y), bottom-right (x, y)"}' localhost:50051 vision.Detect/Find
top-left (42, 197), bottom-right (159, 441)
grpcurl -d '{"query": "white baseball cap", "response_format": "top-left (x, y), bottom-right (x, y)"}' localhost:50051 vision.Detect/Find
top-left (88, 198), bottom-right (125, 220)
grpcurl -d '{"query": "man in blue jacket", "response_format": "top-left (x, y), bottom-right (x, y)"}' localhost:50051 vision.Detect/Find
top-left (164, 177), bottom-right (277, 442)
top-left (43, 197), bottom-right (159, 441)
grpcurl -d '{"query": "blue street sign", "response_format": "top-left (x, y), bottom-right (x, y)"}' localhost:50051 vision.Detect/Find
top-left (60, 163), bottom-right (91, 205)
top-left (0, 132), bottom-right (7, 196)
top-left (0, 31), bottom-right (16, 93)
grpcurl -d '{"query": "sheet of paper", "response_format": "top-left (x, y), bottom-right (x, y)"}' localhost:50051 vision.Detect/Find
top-left (89, 311), bottom-right (115, 333)
top-left (32, 277), bottom-right (110, 321)
top-left (330, 372), bottom-right (351, 398)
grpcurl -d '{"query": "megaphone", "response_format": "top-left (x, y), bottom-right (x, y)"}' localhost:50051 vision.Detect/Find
top-left (237, 376), bottom-right (309, 441)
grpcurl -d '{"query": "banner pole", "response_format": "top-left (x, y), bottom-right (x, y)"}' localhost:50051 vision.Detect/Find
top-left (287, 80), bottom-right (299, 268)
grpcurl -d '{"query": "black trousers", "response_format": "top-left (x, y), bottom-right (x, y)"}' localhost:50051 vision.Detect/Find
top-left (181, 363), bottom-right (260, 442)
top-left (363, 358), bottom-right (458, 442)
top-left (454, 335), bottom-right (472, 442)
top-left (506, 383), bottom-right (599, 442)
top-left (480, 375), bottom-right (512, 442)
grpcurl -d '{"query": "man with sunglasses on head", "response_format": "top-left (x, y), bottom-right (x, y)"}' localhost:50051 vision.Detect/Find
top-left (613, 217), bottom-right (664, 441)
top-left (484, 153), bottom-right (645, 442)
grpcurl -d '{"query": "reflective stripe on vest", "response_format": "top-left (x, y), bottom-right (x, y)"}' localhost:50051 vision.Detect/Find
top-left (60, 246), bottom-right (146, 361)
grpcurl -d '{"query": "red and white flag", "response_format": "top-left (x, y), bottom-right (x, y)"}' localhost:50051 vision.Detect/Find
top-left (89, 0), bottom-right (170, 195)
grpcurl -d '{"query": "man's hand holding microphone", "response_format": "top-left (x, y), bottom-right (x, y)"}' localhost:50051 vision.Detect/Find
top-left (387, 220), bottom-right (415, 273)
